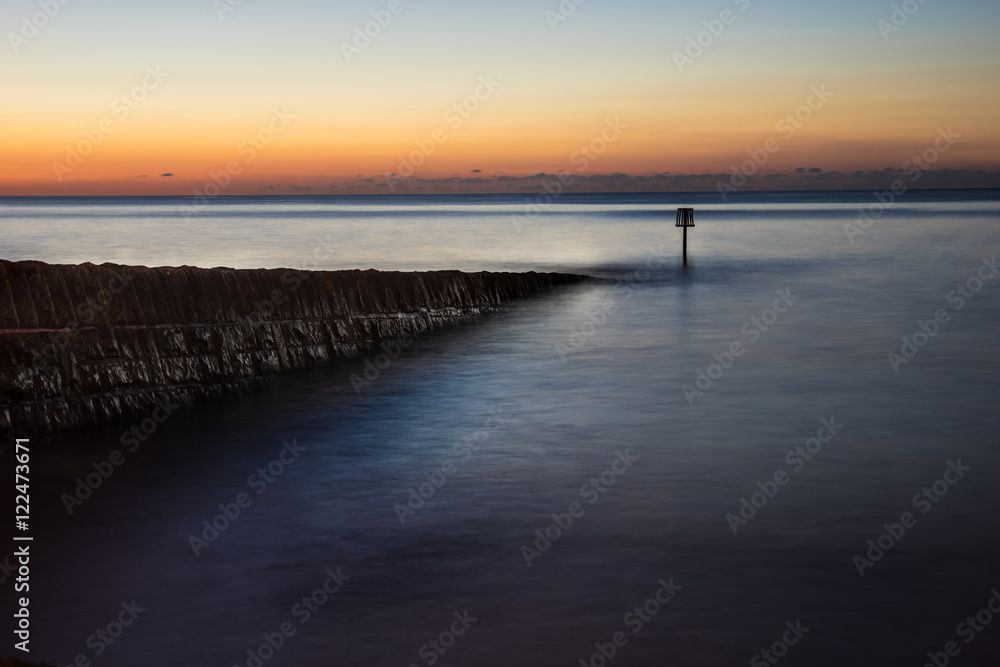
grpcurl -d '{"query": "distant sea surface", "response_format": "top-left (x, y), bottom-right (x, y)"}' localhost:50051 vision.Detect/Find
top-left (2, 191), bottom-right (999, 666)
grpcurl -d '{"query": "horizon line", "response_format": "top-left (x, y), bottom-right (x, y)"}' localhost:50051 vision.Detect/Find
top-left (2, 186), bottom-right (1000, 199)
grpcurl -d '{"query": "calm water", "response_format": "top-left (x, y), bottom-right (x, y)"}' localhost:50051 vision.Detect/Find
top-left (2, 191), bottom-right (999, 666)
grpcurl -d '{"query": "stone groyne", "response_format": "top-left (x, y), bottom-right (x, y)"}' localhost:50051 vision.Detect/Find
top-left (0, 259), bottom-right (586, 433)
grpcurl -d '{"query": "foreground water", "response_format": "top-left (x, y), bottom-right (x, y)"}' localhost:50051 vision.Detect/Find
top-left (2, 191), bottom-right (999, 666)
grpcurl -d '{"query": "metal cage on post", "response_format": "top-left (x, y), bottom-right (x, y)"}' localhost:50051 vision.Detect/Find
top-left (676, 207), bottom-right (694, 263)
top-left (675, 208), bottom-right (695, 228)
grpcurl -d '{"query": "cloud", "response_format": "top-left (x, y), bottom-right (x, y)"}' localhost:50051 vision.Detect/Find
top-left (299, 168), bottom-right (1000, 195)
top-left (160, 173), bottom-right (173, 177)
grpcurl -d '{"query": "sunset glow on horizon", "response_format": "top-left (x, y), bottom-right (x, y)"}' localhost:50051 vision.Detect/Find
top-left (2, 0), bottom-right (999, 196)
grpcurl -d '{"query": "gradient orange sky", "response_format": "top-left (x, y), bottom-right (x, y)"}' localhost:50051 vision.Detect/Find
top-left (2, 0), bottom-right (999, 195)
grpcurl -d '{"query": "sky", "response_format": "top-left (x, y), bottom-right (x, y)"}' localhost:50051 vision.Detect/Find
top-left (1, 0), bottom-right (998, 195)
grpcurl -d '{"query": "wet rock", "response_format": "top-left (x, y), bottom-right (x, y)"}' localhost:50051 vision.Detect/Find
top-left (0, 259), bottom-right (587, 433)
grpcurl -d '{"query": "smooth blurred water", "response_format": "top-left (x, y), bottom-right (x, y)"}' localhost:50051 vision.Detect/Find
top-left (2, 191), bottom-right (999, 666)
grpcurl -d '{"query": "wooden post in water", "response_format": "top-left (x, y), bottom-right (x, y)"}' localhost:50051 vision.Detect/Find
top-left (675, 207), bottom-right (695, 264)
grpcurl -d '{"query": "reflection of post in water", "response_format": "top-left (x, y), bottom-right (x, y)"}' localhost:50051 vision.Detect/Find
top-left (676, 207), bottom-right (695, 265)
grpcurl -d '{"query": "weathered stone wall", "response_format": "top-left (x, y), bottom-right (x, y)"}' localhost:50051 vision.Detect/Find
top-left (0, 259), bottom-right (586, 433)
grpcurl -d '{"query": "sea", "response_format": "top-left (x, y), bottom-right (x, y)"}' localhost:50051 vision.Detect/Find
top-left (1, 190), bottom-right (999, 666)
